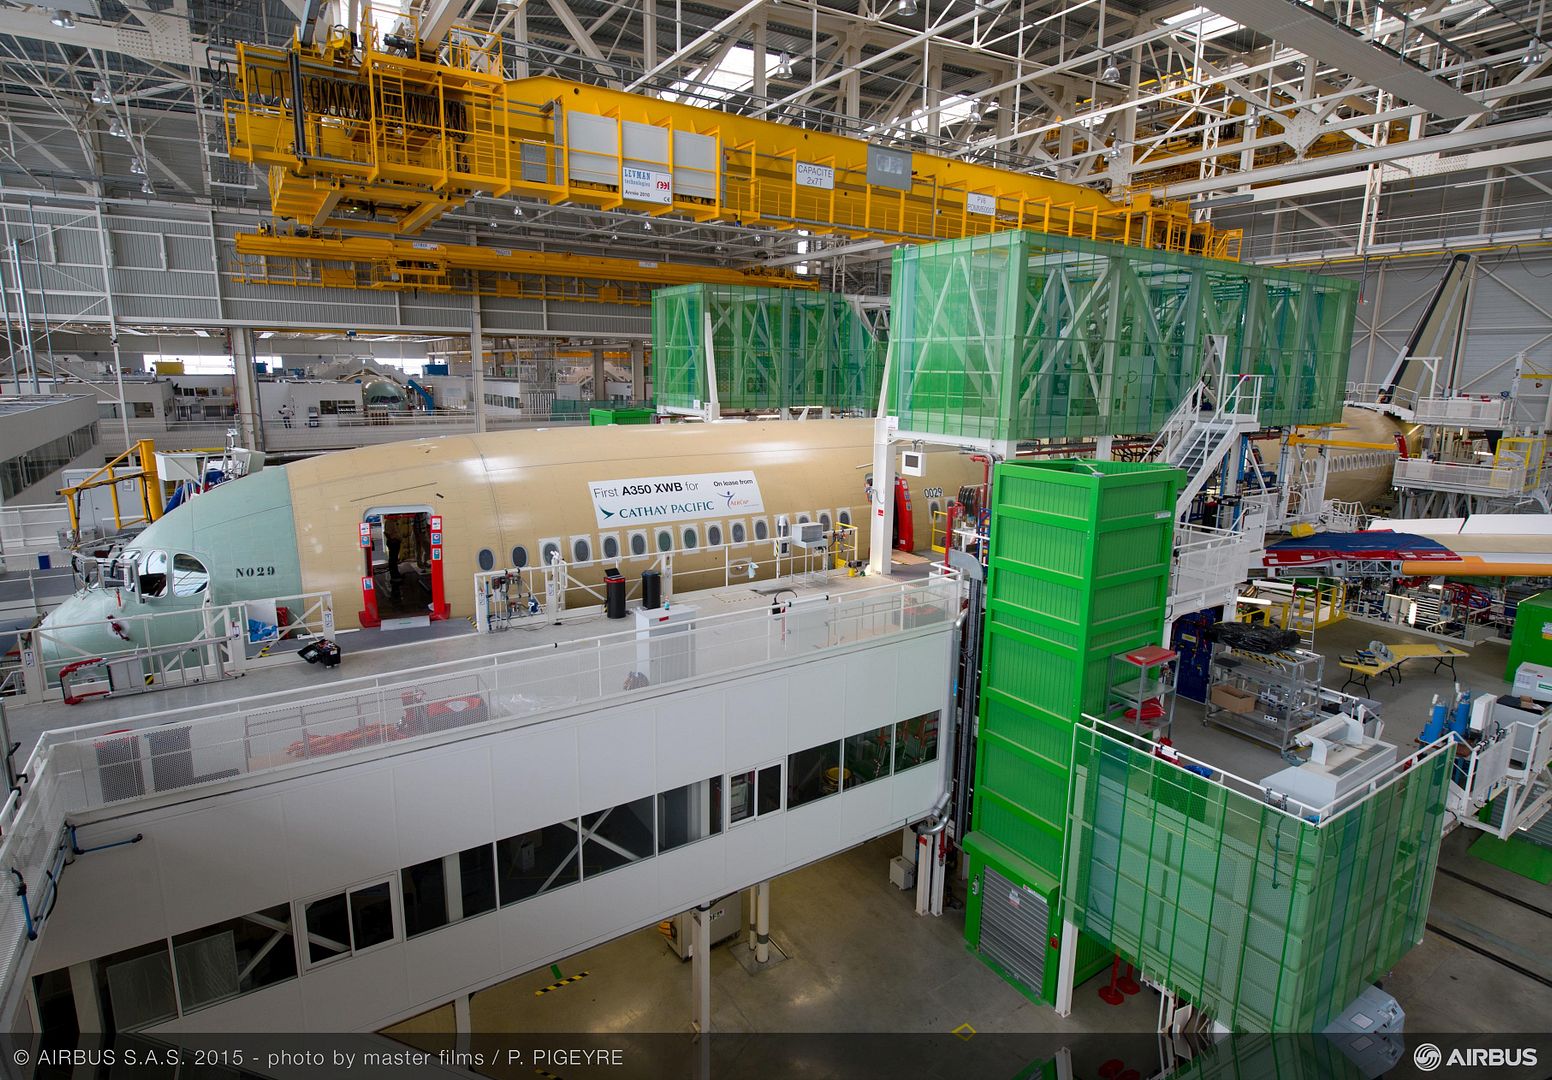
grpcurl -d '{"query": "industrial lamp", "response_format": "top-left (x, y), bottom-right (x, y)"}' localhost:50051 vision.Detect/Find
top-left (1101, 56), bottom-right (1121, 82)
top-left (774, 53), bottom-right (794, 78)
top-left (108, 117), bottom-right (127, 138)
top-left (50, 9), bottom-right (74, 28)
top-left (140, 180), bottom-right (154, 195)
top-left (90, 81), bottom-right (112, 104)
top-left (897, 0), bottom-right (918, 15)
top-left (130, 157), bottom-right (146, 175)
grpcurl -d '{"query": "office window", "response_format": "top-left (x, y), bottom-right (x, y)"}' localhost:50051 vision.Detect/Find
top-left (787, 742), bottom-right (842, 808)
top-left (171, 904), bottom-right (296, 1012)
top-left (94, 940), bottom-right (176, 1032)
top-left (132, 402), bottom-right (155, 418)
top-left (581, 796), bottom-right (654, 877)
top-left (843, 725), bottom-right (893, 789)
top-left (401, 859), bottom-right (449, 938)
top-left (497, 820), bottom-right (580, 905)
top-left (658, 777), bottom-right (722, 853)
top-left (459, 844), bottom-right (497, 918)
top-left (300, 879), bottom-right (397, 968)
top-left (731, 762), bottom-right (783, 825)
top-left (895, 711), bottom-right (941, 772)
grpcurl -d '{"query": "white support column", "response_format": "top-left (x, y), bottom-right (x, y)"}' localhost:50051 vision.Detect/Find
top-left (1094, 435), bottom-right (1114, 460)
top-left (70, 961), bottom-right (102, 1032)
top-left (745, 887), bottom-right (757, 950)
top-left (690, 903), bottom-right (712, 1033)
top-left (630, 340), bottom-right (647, 404)
top-left (512, 3), bottom-right (530, 79)
top-left (230, 327), bottom-right (265, 451)
top-left (471, 298), bottom-right (487, 434)
top-left (914, 829), bottom-right (931, 916)
top-left (1054, 917), bottom-right (1079, 1017)
top-left (752, 17), bottom-right (767, 102)
top-left (642, 0), bottom-right (658, 73)
top-left (755, 881), bottom-right (771, 964)
top-left (453, 992), bottom-right (471, 1034)
top-left (867, 416), bottom-right (895, 577)
top-left (702, 308), bottom-right (721, 421)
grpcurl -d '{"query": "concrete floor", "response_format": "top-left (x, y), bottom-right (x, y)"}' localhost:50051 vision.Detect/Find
top-left (381, 616), bottom-right (1551, 1038)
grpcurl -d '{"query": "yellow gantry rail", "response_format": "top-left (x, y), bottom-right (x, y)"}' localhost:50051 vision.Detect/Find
top-left (232, 230), bottom-right (815, 299)
top-left (223, 25), bottom-right (1241, 274)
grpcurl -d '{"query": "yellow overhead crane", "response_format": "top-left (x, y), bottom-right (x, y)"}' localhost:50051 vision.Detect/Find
top-left (222, 14), bottom-right (1241, 297)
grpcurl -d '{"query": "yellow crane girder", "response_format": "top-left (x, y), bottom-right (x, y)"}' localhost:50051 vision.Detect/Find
top-left (223, 31), bottom-right (1241, 260)
top-left (232, 231), bottom-right (816, 298)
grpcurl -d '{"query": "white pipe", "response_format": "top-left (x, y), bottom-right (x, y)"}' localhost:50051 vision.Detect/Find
top-left (755, 881), bottom-right (770, 964)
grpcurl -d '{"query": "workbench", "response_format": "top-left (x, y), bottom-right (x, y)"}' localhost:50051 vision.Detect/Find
top-left (1338, 642), bottom-right (1467, 694)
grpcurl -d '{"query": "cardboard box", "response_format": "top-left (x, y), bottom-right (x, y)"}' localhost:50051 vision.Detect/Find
top-left (889, 855), bottom-right (916, 891)
top-left (1211, 684), bottom-right (1258, 716)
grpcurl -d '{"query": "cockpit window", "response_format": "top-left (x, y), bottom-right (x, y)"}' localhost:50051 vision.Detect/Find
top-left (173, 554), bottom-right (209, 597)
top-left (140, 550), bottom-right (170, 598)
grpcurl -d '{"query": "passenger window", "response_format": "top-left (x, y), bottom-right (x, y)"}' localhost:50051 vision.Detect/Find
top-left (539, 538), bottom-right (561, 565)
top-left (656, 528), bottom-right (673, 553)
top-left (730, 521), bottom-right (746, 544)
top-left (477, 548), bottom-right (495, 572)
top-left (139, 550), bottom-right (170, 598)
top-left (681, 525), bottom-right (699, 550)
top-left (601, 534), bottom-right (620, 560)
top-left (511, 546), bottom-right (528, 569)
top-left (571, 537), bottom-right (592, 563)
top-left (706, 523), bottom-right (723, 547)
top-left (629, 531), bottom-right (648, 557)
top-left (171, 554), bottom-right (208, 597)
top-left (753, 519), bottom-right (769, 541)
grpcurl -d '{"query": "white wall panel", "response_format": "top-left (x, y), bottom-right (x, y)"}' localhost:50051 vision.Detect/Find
top-left (581, 860), bottom-right (659, 941)
top-left (33, 827), bottom-right (168, 972)
top-left (404, 912), bottom-right (507, 1003)
top-left (297, 946), bottom-right (411, 1032)
top-left (391, 745), bottom-right (496, 866)
top-left (656, 837), bottom-right (727, 913)
top-left (723, 675), bottom-right (788, 768)
top-left (787, 658), bottom-right (846, 748)
top-left (576, 704), bottom-right (656, 810)
top-left (153, 793), bottom-right (291, 935)
top-left (840, 781), bottom-right (895, 845)
top-left (843, 646), bottom-right (898, 736)
top-left (722, 814), bottom-right (786, 888)
top-left (490, 724), bottom-right (580, 835)
top-left (654, 691), bottom-right (724, 792)
top-left (281, 769), bottom-right (400, 897)
top-left (496, 884), bottom-right (587, 971)
top-left (784, 800), bottom-right (844, 867)
top-left (896, 635), bottom-right (950, 716)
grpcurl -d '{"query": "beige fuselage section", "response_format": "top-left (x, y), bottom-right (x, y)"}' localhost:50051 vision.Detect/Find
top-left (283, 419), bottom-right (983, 628)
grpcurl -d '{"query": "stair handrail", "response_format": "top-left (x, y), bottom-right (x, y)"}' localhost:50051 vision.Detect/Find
top-left (1147, 378), bottom-right (1209, 461)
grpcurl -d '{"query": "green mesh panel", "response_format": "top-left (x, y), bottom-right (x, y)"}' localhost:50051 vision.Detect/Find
top-left (887, 231), bottom-right (1357, 441)
top-left (1063, 724), bottom-right (1451, 1030)
top-left (651, 285), bottom-right (883, 414)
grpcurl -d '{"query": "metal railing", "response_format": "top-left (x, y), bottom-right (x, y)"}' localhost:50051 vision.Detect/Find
top-left (472, 527), bottom-right (860, 632)
top-left (1412, 395), bottom-right (1514, 427)
top-left (4, 591), bottom-right (335, 704)
top-left (0, 505), bottom-right (72, 557)
top-left (1169, 522), bottom-right (1255, 618)
top-left (39, 575), bottom-right (958, 813)
top-left (1392, 457), bottom-right (1529, 494)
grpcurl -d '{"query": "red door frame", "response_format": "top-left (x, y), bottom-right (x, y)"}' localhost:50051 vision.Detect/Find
top-left (358, 510), bottom-right (450, 626)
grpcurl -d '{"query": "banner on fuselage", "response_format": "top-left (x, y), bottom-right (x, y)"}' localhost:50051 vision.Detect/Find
top-left (587, 471), bottom-right (765, 528)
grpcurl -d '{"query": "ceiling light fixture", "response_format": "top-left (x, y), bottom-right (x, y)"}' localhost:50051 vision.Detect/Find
top-left (1101, 56), bottom-right (1121, 82)
top-left (140, 180), bottom-right (154, 195)
top-left (130, 157), bottom-right (146, 175)
top-left (642, 220), bottom-right (653, 231)
top-left (108, 117), bottom-right (127, 138)
top-left (90, 81), bottom-right (112, 105)
top-left (968, 100), bottom-right (982, 122)
top-left (49, 9), bottom-right (74, 28)
top-left (1526, 41), bottom-right (1545, 65)
top-left (774, 53), bottom-right (794, 78)
top-left (897, 0), bottom-right (918, 15)
top-left (513, 204), bottom-right (525, 217)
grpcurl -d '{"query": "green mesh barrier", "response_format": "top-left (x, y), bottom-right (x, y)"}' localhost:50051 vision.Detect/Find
top-left (1063, 723), bottom-right (1451, 1030)
top-left (651, 285), bottom-right (883, 414)
top-left (887, 231), bottom-right (1357, 441)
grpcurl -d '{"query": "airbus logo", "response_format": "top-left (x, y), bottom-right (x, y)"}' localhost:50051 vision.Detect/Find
top-left (1414, 1044), bottom-right (1538, 1071)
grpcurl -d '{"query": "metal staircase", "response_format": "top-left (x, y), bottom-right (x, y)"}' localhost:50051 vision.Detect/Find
top-left (1149, 374), bottom-right (1262, 517)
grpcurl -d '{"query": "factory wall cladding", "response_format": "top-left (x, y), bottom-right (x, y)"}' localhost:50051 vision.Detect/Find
top-left (31, 631), bottom-right (953, 1033)
top-left (1063, 724), bottom-right (1451, 1030)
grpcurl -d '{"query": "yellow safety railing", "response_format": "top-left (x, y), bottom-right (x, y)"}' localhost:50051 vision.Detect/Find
top-left (57, 440), bottom-right (164, 534)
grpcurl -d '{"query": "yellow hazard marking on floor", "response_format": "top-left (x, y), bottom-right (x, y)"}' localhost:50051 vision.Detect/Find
top-left (534, 970), bottom-right (591, 997)
top-left (953, 1022), bottom-right (976, 1040)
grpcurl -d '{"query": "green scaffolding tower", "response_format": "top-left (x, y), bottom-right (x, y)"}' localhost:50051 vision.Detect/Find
top-left (963, 458), bottom-right (1182, 1004)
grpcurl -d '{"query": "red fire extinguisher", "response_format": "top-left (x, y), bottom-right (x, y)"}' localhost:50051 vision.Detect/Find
top-left (893, 477), bottom-right (914, 552)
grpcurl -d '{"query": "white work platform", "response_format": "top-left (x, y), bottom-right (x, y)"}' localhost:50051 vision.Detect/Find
top-left (14, 565), bottom-right (960, 818)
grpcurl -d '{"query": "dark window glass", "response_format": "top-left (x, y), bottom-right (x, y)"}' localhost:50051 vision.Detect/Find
top-left (731, 522), bottom-right (746, 543)
top-left (94, 940), bottom-right (176, 1032)
top-left (754, 519), bottom-right (769, 540)
top-left (459, 844), bottom-right (497, 918)
top-left (820, 513), bottom-right (832, 530)
top-left (706, 524), bottom-right (722, 546)
top-left (656, 529), bottom-right (673, 552)
top-left (304, 894), bottom-right (350, 965)
top-left (581, 795), bottom-right (655, 877)
top-left (729, 769), bottom-right (755, 825)
top-left (31, 968), bottom-right (77, 1038)
top-left (477, 548), bottom-right (495, 572)
top-left (349, 882), bottom-right (394, 951)
top-left (602, 536), bottom-right (620, 559)
top-left (512, 546), bottom-right (528, 568)
top-left (681, 527), bottom-right (698, 550)
top-left (572, 538), bottom-right (591, 562)
top-left (787, 742), bottom-right (841, 808)
top-left (401, 860), bottom-right (449, 938)
top-left (541, 541), bottom-right (560, 564)
top-left (171, 904), bottom-right (297, 1011)
top-left (757, 763), bottom-right (783, 816)
top-left (630, 532), bottom-right (648, 556)
top-left (658, 777), bottom-right (722, 853)
top-left (895, 712), bottom-right (941, 772)
top-left (843, 726), bottom-right (892, 788)
top-left (497, 821), bottom-right (580, 905)
top-left (839, 510), bottom-right (852, 526)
